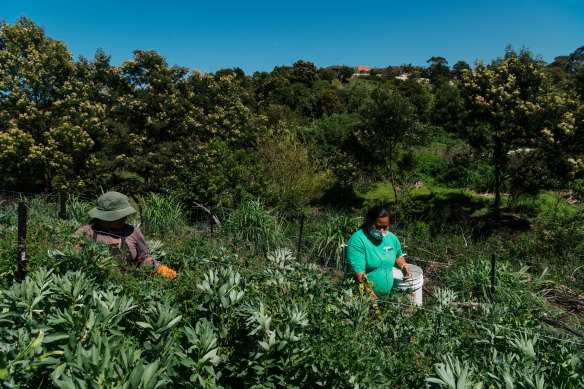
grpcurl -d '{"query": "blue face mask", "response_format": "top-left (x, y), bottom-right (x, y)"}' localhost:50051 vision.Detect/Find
top-left (370, 228), bottom-right (388, 239)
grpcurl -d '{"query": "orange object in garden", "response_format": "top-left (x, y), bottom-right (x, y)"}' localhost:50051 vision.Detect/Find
top-left (157, 265), bottom-right (177, 279)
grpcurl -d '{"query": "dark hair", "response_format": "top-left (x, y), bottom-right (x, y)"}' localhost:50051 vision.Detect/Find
top-left (360, 206), bottom-right (390, 230)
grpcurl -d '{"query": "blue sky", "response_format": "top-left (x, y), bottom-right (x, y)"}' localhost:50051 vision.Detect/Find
top-left (1, 0), bottom-right (583, 74)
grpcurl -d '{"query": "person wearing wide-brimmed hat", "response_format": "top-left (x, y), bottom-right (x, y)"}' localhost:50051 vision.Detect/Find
top-left (74, 191), bottom-right (176, 278)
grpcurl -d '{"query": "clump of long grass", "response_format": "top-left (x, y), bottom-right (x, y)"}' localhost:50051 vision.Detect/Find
top-left (221, 198), bottom-right (285, 253)
top-left (140, 194), bottom-right (188, 237)
top-left (304, 210), bottom-right (360, 270)
top-left (66, 196), bottom-right (94, 226)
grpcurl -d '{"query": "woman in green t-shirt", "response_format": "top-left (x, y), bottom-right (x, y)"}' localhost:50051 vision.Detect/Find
top-left (346, 206), bottom-right (411, 306)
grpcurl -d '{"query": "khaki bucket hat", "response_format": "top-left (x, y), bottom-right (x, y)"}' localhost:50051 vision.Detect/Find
top-left (88, 191), bottom-right (137, 221)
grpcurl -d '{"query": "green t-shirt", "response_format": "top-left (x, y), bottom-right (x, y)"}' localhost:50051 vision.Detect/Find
top-left (346, 228), bottom-right (403, 295)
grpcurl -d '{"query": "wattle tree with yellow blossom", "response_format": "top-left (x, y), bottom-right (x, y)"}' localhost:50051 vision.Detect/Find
top-left (0, 17), bottom-right (106, 191)
top-left (460, 46), bottom-right (581, 218)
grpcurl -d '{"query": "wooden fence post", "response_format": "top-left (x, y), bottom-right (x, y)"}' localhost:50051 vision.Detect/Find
top-left (17, 201), bottom-right (27, 281)
top-left (59, 189), bottom-right (67, 220)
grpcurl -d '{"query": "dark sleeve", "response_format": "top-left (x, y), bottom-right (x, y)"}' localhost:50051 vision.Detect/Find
top-left (132, 228), bottom-right (161, 271)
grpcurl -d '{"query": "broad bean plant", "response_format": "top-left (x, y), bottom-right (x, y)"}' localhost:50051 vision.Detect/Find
top-left (1, 234), bottom-right (583, 387)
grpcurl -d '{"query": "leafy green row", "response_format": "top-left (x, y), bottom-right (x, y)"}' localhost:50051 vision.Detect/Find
top-left (2, 240), bottom-right (583, 388)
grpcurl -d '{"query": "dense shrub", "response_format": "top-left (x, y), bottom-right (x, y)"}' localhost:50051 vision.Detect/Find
top-left (572, 178), bottom-right (584, 200)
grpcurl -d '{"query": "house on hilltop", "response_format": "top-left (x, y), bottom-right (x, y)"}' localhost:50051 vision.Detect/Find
top-left (323, 64), bottom-right (406, 79)
top-left (350, 65), bottom-right (405, 78)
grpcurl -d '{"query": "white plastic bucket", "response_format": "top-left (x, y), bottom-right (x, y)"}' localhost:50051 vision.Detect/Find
top-left (393, 264), bottom-right (424, 306)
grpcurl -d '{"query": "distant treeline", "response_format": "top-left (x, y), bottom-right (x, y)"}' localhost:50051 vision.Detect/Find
top-left (1, 17), bottom-right (582, 216)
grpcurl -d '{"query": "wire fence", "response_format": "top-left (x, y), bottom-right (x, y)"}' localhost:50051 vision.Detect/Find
top-left (2, 189), bottom-right (583, 299)
top-left (400, 233), bottom-right (554, 268)
top-left (1, 189), bottom-right (584, 346)
top-left (0, 188), bottom-right (576, 269)
top-left (1, 190), bottom-right (582, 275)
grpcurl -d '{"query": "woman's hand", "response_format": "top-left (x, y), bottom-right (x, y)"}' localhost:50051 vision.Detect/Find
top-left (395, 255), bottom-right (411, 279)
top-left (401, 263), bottom-right (412, 280)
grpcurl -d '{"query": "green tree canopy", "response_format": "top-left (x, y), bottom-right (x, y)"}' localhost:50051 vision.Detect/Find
top-left (432, 83), bottom-right (463, 132)
top-left (291, 60), bottom-right (318, 87)
top-left (0, 17), bottom-right (104, 190)
top-left (358, 86), bottom-right (419, 203)
top-left (460, 46), bottom-right (580, 217)
top-left (338, 65), bottom-right (354, 81)
top-left (426, 57), bottom-right (450, 86)
top-left (452, 60), bottom-right (470, 79)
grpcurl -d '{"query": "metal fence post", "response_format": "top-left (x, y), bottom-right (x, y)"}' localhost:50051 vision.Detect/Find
top-left (59, 189), bottom-right (67, 220)
top-left (491, 254), bottom-right (496, 298)
top-left (297, 214), bottom-right (305, 260)
top-left (17, 201), bottom-right (27, 281)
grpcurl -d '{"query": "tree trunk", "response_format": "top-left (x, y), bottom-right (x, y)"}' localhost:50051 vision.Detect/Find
top-left (494, 169), bottom-right (501, 220)
top-left (493, 141), bottom-right (502, 221)
top-left (389, 146), bottom-right (399, 205)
